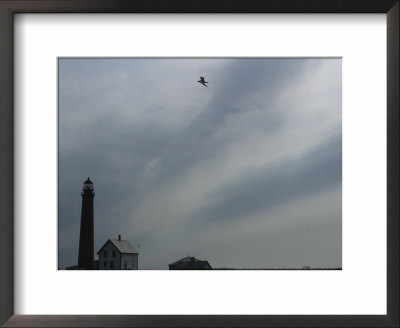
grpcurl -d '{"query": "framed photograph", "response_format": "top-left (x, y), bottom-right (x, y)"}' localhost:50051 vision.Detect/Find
top-left (0, 1), bottom-right (398, 327)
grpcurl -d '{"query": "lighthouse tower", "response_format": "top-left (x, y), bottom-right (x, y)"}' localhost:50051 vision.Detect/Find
top-left (78, 177), bottom-right (95, 270)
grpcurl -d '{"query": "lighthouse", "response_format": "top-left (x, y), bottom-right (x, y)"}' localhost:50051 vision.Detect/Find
top-left (77, 177), bottom-right (95, 270)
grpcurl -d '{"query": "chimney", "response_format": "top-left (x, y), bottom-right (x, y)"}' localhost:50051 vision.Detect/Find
top-left (118, 234), bottom-right (121, 241)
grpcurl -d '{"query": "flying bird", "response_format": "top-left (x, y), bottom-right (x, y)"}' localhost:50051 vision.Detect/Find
top-left (197, 76), bottom-right (209, 87)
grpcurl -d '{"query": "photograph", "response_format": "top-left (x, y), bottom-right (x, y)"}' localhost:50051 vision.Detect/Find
top-left (58, 58), bottom-right (342, 270)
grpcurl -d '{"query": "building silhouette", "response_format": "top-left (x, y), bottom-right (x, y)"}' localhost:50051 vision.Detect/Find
top-left (77, 177), bottom-right (95, 270)
top-left (168, 256), bottom-right (212, 270)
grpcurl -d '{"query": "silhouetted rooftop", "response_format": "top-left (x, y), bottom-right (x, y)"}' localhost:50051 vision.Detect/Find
top-left (169, 256), bottom-right (212, 270)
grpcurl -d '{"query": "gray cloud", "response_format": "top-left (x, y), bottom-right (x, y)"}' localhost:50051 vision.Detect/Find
top-left (194, 132), bottom-right (341, 223)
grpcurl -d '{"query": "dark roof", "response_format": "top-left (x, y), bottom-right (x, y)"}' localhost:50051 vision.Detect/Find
top-left (169, 256), bottom-right (212, 270)
top-left (169, 256), bottom-right (198, 266)
top-left (84, 177), bottom-right (93, 184)
top-left (97, 239), bottom-right (139, 255)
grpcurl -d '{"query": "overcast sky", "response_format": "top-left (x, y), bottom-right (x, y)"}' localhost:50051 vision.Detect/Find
top-left (58, 58), bottom-right (342, 270)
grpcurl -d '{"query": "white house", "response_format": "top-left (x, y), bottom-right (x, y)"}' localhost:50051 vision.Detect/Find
top-left (97, 235), bottom-right (139, 270)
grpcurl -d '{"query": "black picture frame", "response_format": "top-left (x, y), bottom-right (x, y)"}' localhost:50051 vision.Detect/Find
top-left (0, 1), bottom-right (398, 327)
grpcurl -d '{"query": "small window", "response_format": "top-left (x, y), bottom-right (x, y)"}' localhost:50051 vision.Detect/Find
top-left (112, 250), bottom-right (116, 257)
top-left (132, 260), bottom-right (135, 268)
top-left (104, 261), bottom-right (107, 267)
top-left (124, 261), bottom-right (127, 269)
top-left (104, 250), bottom-right (108, 258)
top-left (110, 261), bottom-right (114, 269)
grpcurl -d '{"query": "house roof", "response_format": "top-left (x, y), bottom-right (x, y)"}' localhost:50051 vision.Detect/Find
top-left (97, 239), bottom-right (139, 255)
top-left (169, 256), bottom-right (212, 270)
top-left (169, 256), bottom-right (200, 266)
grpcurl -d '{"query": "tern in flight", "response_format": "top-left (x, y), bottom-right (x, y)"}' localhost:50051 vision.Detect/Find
top-left (197, 76), bottom-right (209, 87)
